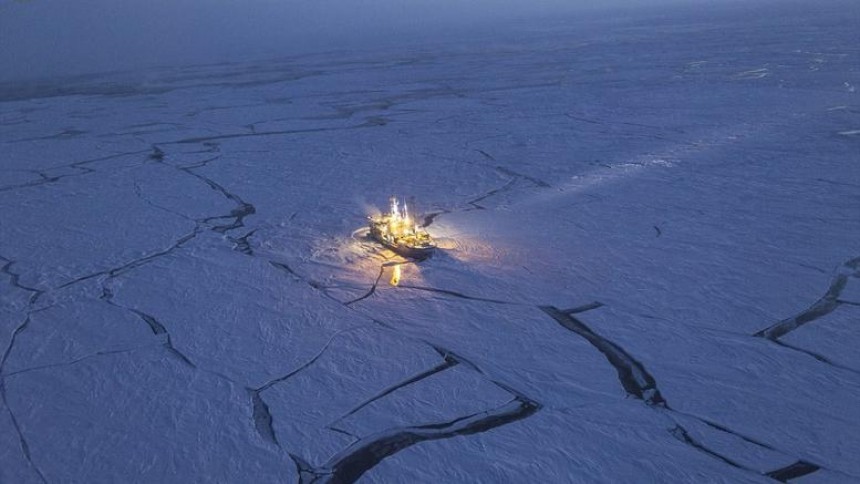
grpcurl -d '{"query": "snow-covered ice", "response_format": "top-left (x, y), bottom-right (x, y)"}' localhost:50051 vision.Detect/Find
top-left (1, 3), bottom-right (859, 483)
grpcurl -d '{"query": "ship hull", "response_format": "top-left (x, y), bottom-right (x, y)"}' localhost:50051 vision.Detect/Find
top-left (382, 241), bottom-right (435, 260)
top-left (369, 223), bottom-right (436, 260)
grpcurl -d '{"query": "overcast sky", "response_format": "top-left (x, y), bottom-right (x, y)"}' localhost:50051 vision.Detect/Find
top-left (0, 0), bottom-right (749, 82)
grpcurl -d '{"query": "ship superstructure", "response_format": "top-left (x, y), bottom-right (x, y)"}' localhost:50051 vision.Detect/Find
top-left (368, 196), bottom-right (436, 259)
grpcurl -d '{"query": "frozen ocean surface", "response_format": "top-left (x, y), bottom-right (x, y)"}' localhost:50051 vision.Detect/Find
top-left (1, 2), bottom-right (859, 483)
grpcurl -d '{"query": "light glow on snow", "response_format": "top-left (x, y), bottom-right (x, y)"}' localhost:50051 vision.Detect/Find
top-left (390, 264), bottom-right (401, 286)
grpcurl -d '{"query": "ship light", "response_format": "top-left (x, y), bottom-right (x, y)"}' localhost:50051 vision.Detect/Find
top-left (384, 196), bottom-right (417, 240)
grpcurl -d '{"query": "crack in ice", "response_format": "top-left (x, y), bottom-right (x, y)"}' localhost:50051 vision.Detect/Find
top-left (540, 306), bottom-right (666, 406)
top-left (297, 395), bottom-right (539, 484)
top-left (754, 256), bottom-right (860, 340)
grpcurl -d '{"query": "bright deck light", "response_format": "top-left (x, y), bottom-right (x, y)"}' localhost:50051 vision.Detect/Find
top-left (368, 196), bottom-right (436, 260)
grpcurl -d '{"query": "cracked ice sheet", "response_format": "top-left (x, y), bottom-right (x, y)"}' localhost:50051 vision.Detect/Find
top-left (333, 362), bottom-right (516, 433)
top-left (0, 97), bottom-right (232, 168)
top-left (130, 160), bottom-right (236, 221)
top-left (291, 226), bottom-right (530, 306)
top-left (781, 307), bottom-right (860, 372)
top-left (0, 3), bottom-right (857, 482)
top-left (354, 299), bottom-right (630, 412)
top-left (184, 124), bottom-right (516, 225)
top-left (430, 123), bottom-right (860, 335)
top-left (3, 345), bottom-right (292, 483)
top-left (354, 291), bottom-right (852, 480)
top-left (262, 326), bottom-right (445, 463)
top-left (0, 145), bottom-right (150, 193)
top-left (1, 298), bottom-right (159, 375)
top-left (361, 402), bottom-right (768, 483)
top-left (669, 415), bottom-right (795, 473)
top-left (0, 170), bottom-right (44, 190)
top-left (579, 305), bottom-right (860, 477)
top-left (0, 163), bottom-right (194, 289)
top-left (1, 112), bottom-right (152, 173)
top-left (260, 297), bottom-right (765, 483)
top-left (111, 242), bottom-right (372, 386)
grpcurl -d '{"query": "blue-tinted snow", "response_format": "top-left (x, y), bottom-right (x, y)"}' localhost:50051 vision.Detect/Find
top-left (1, 2), bottom-right (859, 483)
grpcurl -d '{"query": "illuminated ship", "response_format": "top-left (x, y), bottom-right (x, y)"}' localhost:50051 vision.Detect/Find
top-left (368, 196), bottom-right (436, 259)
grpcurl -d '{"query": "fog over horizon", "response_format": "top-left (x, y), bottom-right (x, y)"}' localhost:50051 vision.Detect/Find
top-left (0, 0), bottom-right (782, 83)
